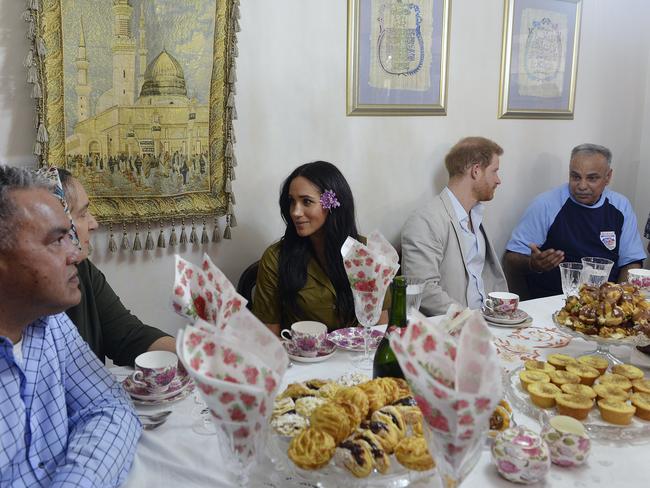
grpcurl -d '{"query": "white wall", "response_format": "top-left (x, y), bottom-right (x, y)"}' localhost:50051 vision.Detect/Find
top-left (1, 0), bottom-right (649, 337)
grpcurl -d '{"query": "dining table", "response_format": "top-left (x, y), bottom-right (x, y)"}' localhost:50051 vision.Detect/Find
top-left (118, 295), bottom-right (650, 487)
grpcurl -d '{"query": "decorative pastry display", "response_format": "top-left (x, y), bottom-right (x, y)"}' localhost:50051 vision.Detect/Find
top-left (597, 399), bottom-right (636, 425)
top-left (593, 384), bottom-right (628, 402)
top-left (555, 393), bottom-right (593, 420)
top-left (528, 382), bottom-right (561, 408)
top-left (519, 370), bottom-right (550, 391)
top-left (598, 373), bottom-right (632, 391)
top-left (271, 375), bottom-right (430, 478)
top-left (611, 364), bottom-right (644, 381)
top-left (549, 370), bottom-right (581, 387)
top-left (565, 363), bottom-right (600, 386)
top-left (577, 355), bottom-right (609, 374)
top-left (630, 392), bottom-right (650, 420)
top-left (560, 383), bottom-right (596, 400)
top-left (555, 282), bottom-right (650, 339)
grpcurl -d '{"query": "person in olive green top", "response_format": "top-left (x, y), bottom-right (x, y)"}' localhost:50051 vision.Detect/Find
top-left (57, 169), bottom-right (176, 365)
top-left (253, 161), bottom-right (388, 335)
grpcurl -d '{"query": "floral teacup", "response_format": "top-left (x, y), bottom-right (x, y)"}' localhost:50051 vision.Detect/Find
top-left (541, 415), bottom-right (591, 467)
top-left (484, 292), bottom-right (520, 317)
top-left (280, 321), bottom-right (327, 358)
top-left (130, 351), bottom-right (178, 393)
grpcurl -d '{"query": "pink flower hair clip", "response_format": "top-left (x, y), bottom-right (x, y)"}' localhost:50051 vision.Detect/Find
top-left (320, 190), bottom-right (341, 211)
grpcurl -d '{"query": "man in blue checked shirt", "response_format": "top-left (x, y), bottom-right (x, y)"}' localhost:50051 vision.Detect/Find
top-left (0, 166), bottom-right (141, 487)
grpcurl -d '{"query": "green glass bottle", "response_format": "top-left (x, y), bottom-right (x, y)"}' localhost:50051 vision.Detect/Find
top-left (373, 276), bottom-right (407, 379)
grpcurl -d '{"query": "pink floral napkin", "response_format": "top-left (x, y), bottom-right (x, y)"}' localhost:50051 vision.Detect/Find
top-left (389, 310), bottom-right (502, 485)
top-left (340, 231), bottom-right (399, 323)
top-left (172, 254), bottom-right (246, 328)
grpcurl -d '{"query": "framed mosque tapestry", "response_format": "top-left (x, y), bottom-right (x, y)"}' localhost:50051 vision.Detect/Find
top-left (498, 0), bottom-right (582, 119)
top-left (24, 0), bottom-right (240, 244)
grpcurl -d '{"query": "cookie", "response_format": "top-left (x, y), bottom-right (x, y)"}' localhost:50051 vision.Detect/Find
top-left (394, 436), bottom-right (435, 471)
top-left (358, 380), bottom-right (387, 412)
top-left (310, 402), bottom-right (352, 443)
top-left (288, 427), bottom-right (336, 470)
top-left (334, 439), bottom-right (374, 478)
top-left (271, 413), bottom-right (308, 437)
top-left (334, 386), bottom-right (370, 420)
top-left (350, 429), bottom-right (390, 474)
top-left (295, 396), bottom-right (327, 419)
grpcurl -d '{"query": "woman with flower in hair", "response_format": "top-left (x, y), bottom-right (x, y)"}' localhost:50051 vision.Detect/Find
top-left (253, 161), bottom-right (389, 335)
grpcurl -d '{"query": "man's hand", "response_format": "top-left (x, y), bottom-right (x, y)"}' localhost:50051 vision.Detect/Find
top-left (528, 243), bottom-right (564, 273)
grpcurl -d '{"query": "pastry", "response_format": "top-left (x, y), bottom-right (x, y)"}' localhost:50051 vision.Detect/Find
top-left (394, 436), bottom-right (435, 471)
top-left (547, 353), bottom-right (578, 370)
top-left (565, 363), bottom-right (600, 386)
top-left (350, 429), bottom-right (391, 474)
top-left (294, 396), bottom-right (327, 418)
top-left (358, 380), bottom-right (388, 412)
top-left (337, 400), bottom-right (364, 427)
top-left (288, 427), bottom-right (336, 470)
top-left (577, 355), bottom-right (609, 375)
top-left (549, 370), bottom-right (581, 387)
top-left (316, 381), bottom-right (342, 400)
top-left (524, 360), bottom-right (556, 374)
top-left (527, 382), bottom-right (561, 408)
top-left (375, 377), bottom-right (402, 404)
top-left (597, 398), bottom-right (636, 425)
top-left (394, 404), bottom-right (423, 432)
top-left (499, 399), bottom-right (513, 414)
top-left (632, 379), bottom-right (650, 394)
top-left (363, 419), bottom-right (401, 454)
top-left (304, 379), bottom-right (329, 392)
top-left (611, 364), bottom-right (645, 381)
top-left (334, 386), bottom-right (370, 419)
top-left (372, 406), bottom-right (406, 437)
top-left (597, 374), bottom-right (632, 391)
top-left (392, 395), bottom-right (418, 407)
top-left (519, 370), bottom-right (550, 391)
top-left (279, 382), bottom-right (313, 400)
top-left (394, 378), bottom-right (413, 398)
top-left (310, 403), bottom-right (352, 443)
top-left (334, 439), bottom-right (374, 478)
top-left (560, 383), bottom-right (597, 400)
top-left (593, 384), bottom-right (629, 402)
top-left (272, 397), bottom-right (296, 418)
top-left (489, 405), bottom-right (511, 431)
top-left (336, 372), bottom-right (371, 387)
top-left (631, 392), bottom-right (650, 420)
top-left (271, 413), bottom-right (308, 437)
top-left (555, 393), bottom-right (593, 420)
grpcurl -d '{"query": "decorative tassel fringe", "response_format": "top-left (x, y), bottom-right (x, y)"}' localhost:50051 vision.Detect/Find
top-left (189, 224), bottom-right (198, 244)
top-left (108, 233), bottom-right (118, 253)
top-left (224, 179), bottom-right (232, 193)
top-left (234, 19), bottom-right (241, 32)
top-left (227, 92), bottom-right (235, 108)
top-left (27, 65), bottom-right (38, 83)
top-left (145, 230), bottom-right (155, 250)
top-left (132, 232), bottom-right (142, 251)
top-left (120, 232), bottom-right (130, 250)
top-left (223, 225), bottom-right (232, 240)
top-left (230, 213), bottom-right (238, 228)
top-left (179, 225), bottom-right (188, 244)
top-left (200, 225), bottom-right (209, 244)
top-left (231, 153), bottom-right (237, 168)
top-left (227, 200), bottom-right (233, 214)
top-left (233, 3), bottom-right (240, 19)
top-left (36, 37), bottom-right (46, 57)
top-left (36, 123), bottom-right (48, 143)
top-left (31, 82), bottom-right (42, 99)
top-left (225, 141), bottom-right (233, 157)
top-left (231, 105), bottom-right (238, 120)
top-left (228, 69), bottom-right (237, 84)
top-left (27, 21), bottom-right (36, 40)
top-left (169, 228), bottom-right (178, 247)
top-left (22, 10), bottom-right (33, 22)
top-left (212, 219), bottom-right (221, 243)
top-left (30, 0), bottom-right (40, 11)
top-left (33, 141), bottom-right (42, 156)
top-left (230, 167), bottom-right (235, 180)
top-left (230, 193), bottom-right (236, 205)
top-left (24, 49), bottom-right (34, 67)
top-left (232, 44), bottom-right (239, 58)
top-left (157, 229), bottom-right (166, 248)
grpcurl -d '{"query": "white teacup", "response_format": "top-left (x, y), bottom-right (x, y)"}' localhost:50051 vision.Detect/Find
top-left (130, 351), bottom-right (178, 393)
top-left (484, 292), bottom-right (519, 316)
top-left (280, 321), bottom-right (327, 357)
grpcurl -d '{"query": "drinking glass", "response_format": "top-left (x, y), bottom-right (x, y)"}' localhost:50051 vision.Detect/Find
top-left (351, 289), bottom-right (383, 371)
top-left (405, 277), bottom-right (426, 317)
top-left (559, 262), bottom-right (583, 297)
top-left (581, 257), bottom-right (614, 287)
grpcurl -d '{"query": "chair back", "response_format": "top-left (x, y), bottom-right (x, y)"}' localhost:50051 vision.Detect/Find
top-left (236, 261), bottom-right (259, 310)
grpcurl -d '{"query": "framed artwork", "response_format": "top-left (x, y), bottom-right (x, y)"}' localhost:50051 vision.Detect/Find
top-left (498, 0), bottom-right (582, 119)
top-left (25, 0), bottom-right (240, 243)
top-left (346, 0), bottom-right (450, 116)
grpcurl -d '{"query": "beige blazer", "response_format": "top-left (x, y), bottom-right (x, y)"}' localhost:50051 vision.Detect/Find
top-left (401, 190), bottom-right (508, 316)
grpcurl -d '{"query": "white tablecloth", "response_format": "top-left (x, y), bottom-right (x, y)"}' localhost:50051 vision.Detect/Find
top-left (119, 296), bottom-right (650, 487)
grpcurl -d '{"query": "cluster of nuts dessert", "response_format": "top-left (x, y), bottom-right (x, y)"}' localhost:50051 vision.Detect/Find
top-left (519, 354), bottom-right (650, 425)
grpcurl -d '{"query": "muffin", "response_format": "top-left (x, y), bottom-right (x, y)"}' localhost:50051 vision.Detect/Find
top-left (549, 370), bottom-right (581, 387)
top-left (519, 370), bottom-right (551, 391)
top-left (630, 392), bottom-right (650, 421)
top-left (632, 379), bottom-right (650, 394)
top-left (565, 363), bottom-right (600, 386)
top-left (593, 384), bottom-right (629, 402)
top-left (611, 364), bottom-right (645, 381)
top-left (524, 360), bottom-right (556, 374)
top-left (577, 355), bottom-right (609, 375)
top-left (560, 383), bottom-right (597, 400)
top-left (528, 382), bottom-right (561, 408)
top-left (597, 398), bottom-right (636, 425)
top-left (598, 374), bottom-right (632, 391)
top-left (547, 353), bottom-right (578, 370)
top-left (555, 393), bottom-right (593, 420)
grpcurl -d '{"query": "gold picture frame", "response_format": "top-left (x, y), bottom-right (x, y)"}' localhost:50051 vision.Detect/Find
top-left (498, 0), bottom-right (582, 119)
top-left (346, 0), bottom-right (450, 116)
top-left (31, 0), bottom-right (237, 225)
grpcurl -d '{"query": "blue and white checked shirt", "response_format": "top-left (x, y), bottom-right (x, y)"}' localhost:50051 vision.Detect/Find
top-left (0, 313), bottom-right (141, 487)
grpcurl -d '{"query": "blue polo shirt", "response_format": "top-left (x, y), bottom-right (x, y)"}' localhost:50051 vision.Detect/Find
top-left (506, 184), bottom-right (646, 298)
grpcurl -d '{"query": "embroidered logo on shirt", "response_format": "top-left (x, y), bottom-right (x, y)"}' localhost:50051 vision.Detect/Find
top-left (600, 231), bottom-right (617, 251)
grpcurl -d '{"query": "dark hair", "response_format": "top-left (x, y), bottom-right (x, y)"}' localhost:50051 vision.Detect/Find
top-left (56, 168), bottom-right (76, 206)
top-left (0, 166), bottom-right (51, 250)
top-left (445, 136), bottom-right (504, 177)
top-left (278, 161), bottom-right (359, 328)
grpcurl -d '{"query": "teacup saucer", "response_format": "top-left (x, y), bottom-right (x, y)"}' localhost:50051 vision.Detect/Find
top-left (123, 371), bottom-right (192, 401)
top-left (282, 339), bottom-right (336, 363)
top-left (482, 308), bottom-right (530, 326)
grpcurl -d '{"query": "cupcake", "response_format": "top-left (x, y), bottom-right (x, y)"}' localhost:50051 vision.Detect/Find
top-left (555, 393), bottom-right (593, 420)
top-left (597, 398), bottom-right (636, 425)
top-left (565, 363), bottom-right (600, 386)
top-left (593, 384), bottom-right (629, 402)
top-left (519, 370), bottom-right (551, 391)
top-left (547, 354), bottom-right (577, 370)
top-left (632, 379), bottom-right (650, 394)
top-left (631, 392), bottom-right (650, 421)
top-left (577, 355), bottom-right (609, 375)
top-left (524, 360), bottom-right (556, 374)
top-left (598, 374), bottom-right (632, 391)
top-left (560, 383), bottom-right (597, 400)
top-left (611, 364), bottom-right (645, 381)
top-left (528, 382), bottom-right (561, 408)
top-left (549, 370), bottom-right (581, 387)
